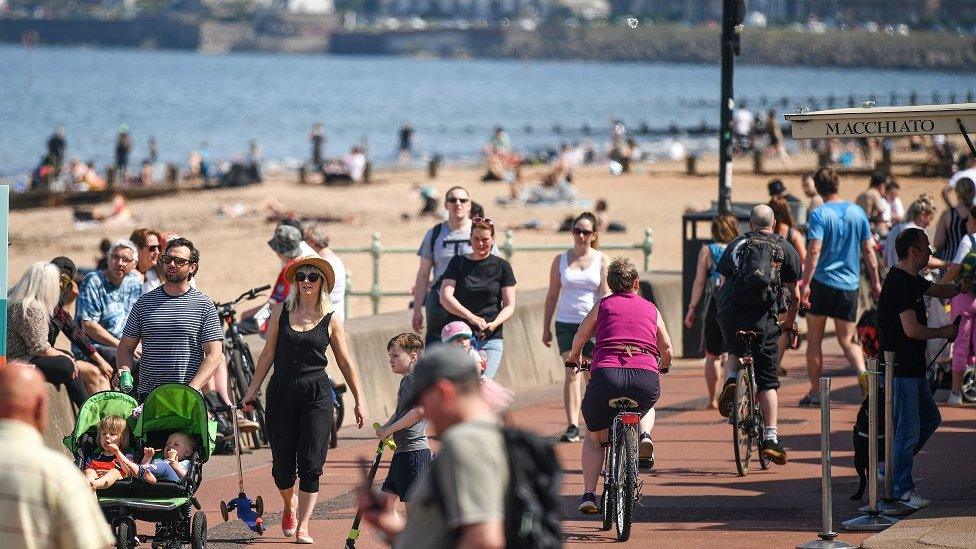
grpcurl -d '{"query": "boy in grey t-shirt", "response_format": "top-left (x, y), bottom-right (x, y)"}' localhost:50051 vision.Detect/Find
top-left (376, 333), bottom-right (430, 510)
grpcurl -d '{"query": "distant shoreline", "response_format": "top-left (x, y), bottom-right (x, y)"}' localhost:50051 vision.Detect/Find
top-left (1, 18), bottom-right (973, 72)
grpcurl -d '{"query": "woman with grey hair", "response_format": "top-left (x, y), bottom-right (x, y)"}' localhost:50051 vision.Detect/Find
top-left (7, 262), bottom-right (109, 405)
top-left (243, 255), bottom-right (367, 544)
top-left (303, 222), bottom-right (347, 320)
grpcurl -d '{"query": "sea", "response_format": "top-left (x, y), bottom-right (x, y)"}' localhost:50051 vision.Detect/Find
top-left (0, 43), bottom-right (971, 180)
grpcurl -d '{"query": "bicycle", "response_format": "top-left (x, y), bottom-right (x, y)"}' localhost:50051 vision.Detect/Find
top-left (215, 286), bottom-right (271, 449)
top-left (730, 330), bottom-right (771, 477)
top-left (215, 286), bottom-right (348, 450)
top-left (567, 360), bottom-right (642, 542)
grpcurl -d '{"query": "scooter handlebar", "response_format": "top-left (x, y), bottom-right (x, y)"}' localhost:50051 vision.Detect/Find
top-left (372, 422), bottom-right (397, 452)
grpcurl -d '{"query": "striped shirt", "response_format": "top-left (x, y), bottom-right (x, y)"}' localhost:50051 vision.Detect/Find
top-left (0, 419), bottom-right (113, 549)
top-left (123, 286), bottom-right (223, 395)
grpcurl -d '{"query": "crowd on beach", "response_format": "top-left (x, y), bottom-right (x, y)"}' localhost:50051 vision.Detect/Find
top-left (3, 120), bottom-right (975, 548)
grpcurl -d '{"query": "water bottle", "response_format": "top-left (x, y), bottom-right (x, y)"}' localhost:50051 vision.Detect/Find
top-left (120, 370), bottom-right (133, 393)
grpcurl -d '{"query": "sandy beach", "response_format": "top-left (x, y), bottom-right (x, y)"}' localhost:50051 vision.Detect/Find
top-left (7, 152), bottom-right (948, 318)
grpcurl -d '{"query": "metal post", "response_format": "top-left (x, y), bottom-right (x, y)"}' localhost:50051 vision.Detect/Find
top-left (502, 229), bottom-right (515, 262)
top-left (844, 358), bottom-right (898, 531)
top-left (642, 228), bottom-right (654, 272)
top-left (877, 351), bottom-right (917, 515)
top-left (370, 232), bottom-right (382, 315)
top-left (799, 378), bottom-right (855, 548)
top-left (717, 0), bottom-right (740, 215)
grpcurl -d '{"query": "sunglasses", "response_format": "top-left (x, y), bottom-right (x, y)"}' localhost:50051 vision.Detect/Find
top-left (446, 197), bottom-right (470, 204)
top-left (144, 245), bottom-right (160, 252)
top-left (573, 227), bottom-right (594, 236)
top-left (160, 255), bottom-right (191, 267)
top-left (294, 272), bottom-right (322, 283)
top-left (472, 216), bottom-right (494, 225)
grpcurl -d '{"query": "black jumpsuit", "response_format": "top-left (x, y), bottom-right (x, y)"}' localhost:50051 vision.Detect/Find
top-left (266, 308), bottom-right (335, 493)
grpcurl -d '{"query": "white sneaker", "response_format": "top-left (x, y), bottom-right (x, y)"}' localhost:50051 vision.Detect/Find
top-left (947, 392), bottom-right (963, 405)
top-left (898, 489), bottom-right (930, 509)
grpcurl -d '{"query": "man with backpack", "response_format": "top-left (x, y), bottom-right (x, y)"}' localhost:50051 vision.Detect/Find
top-left (715, 205), bottom-right (802, 465)
top-left (412, 186), bottom-right (498, 345)
top-left (358, 346), bottom-right (562, 548)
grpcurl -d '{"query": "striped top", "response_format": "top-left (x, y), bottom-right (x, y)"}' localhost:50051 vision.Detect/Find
top-left (122, 286), bottom-right (223, 395)
top-left (941, 207), bottom-right (968, 262)
top-left (0, 420), bottom-right (113, 549)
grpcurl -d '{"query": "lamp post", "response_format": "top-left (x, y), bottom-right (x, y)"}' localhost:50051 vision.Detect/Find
top-left (718, 0), bottom-right (746, 214)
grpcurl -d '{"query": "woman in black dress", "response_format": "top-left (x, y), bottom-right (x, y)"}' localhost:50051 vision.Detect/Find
top-left (244, 255), bottom-right (367, 544)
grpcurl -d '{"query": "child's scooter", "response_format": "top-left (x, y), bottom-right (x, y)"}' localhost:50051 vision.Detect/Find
top-left (213, 403), bottom-right (265, 535)
top-left (345, 422), bottom-right (397, 548)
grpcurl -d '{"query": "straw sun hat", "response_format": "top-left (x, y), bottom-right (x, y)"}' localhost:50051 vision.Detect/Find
top-left (284, 255), bottom-right (336, 293)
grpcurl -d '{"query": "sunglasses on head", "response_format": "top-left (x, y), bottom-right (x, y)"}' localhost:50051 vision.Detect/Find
top-left (160, 255), bottom-right (191, 267)
top-left (294, 272), bottom-right (322, 283)
top-left (472, 216), bottom-right (494, 225)
top-left (573, 227), bottom-right (594, 236)
top-left (446, 197), bottom-right (470, 204)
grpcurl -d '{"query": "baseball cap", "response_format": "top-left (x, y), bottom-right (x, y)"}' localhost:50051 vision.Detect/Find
top-left (441, 321), bottom-right (473, 344)
top-left (268, 224), bottom-right (303, 259)
top-left (408, 346), bottom-right (481, 406)
top-left (767, 179), bottom-right (787, 197)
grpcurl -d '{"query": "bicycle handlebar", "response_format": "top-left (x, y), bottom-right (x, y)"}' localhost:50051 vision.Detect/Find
top-left (215, 285), bottom-right (273, 310)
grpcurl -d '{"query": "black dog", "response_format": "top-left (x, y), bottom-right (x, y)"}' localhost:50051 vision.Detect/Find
top-left (851, 388), bottom-right (886, 500)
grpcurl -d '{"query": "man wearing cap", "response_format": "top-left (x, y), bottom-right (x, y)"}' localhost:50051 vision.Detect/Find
top-left (75, 239), bottom-right (143, 365)
top-left (117, 237), bottom-right (226, 403)
top-left (239, 223), bottom-right (308, 336)
top-left (358, 346), bottom-right (508, 548)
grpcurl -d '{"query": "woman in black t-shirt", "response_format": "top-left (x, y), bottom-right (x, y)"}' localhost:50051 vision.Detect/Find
top-left (440, 217), bottom-right (517, 379)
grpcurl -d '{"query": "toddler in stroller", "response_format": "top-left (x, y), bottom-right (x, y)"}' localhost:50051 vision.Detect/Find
top-left (83, 415), bottom-right (141, 490)
top-left (64, 384), bottom-right (216, 548)
top-left (138, 432), bottom-right (194, 483)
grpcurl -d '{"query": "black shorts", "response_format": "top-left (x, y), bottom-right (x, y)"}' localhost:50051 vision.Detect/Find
top-left (808, 278), bottom-right (858, 322)
top-left (703, 298), bottom-right (724, 357)
top-left (381, 448), bottom-right (432, 502)
top-left (720, 312), bottom-right (781, 392)
top-left (581, 368), bottom-right (660, 432)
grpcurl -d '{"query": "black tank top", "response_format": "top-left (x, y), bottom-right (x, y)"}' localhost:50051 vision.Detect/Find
top-left (273, 308), bottom-right (332, 380)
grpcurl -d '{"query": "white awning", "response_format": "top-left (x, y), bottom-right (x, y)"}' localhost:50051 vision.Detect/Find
top-left (784, 103), bottom-right (976, 139)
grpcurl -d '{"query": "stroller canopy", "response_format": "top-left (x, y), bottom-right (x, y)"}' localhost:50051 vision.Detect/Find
top-left (64, 391), bottom-right (138, 454)
top-left (134, 384), bottom-right (217, 462)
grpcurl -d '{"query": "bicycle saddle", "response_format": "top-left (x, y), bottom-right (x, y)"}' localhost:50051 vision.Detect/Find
top-left (608, 397), bottom-right (640, 410)
top-left (736, 330), bottom-right (761, 342)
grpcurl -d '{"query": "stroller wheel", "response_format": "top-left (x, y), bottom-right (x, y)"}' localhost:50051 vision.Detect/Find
top-left (190, 511), bottom-right (208, 549)
top-left (254, 495), bottom-right (264, 517)
top-left (115, 519), bottom-right (135, 548)
top-left (220, 500), bottom-right (229, 522)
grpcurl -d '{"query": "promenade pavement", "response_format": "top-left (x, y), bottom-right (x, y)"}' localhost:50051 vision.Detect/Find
top-left (195, 338), bottom-right (975, 548)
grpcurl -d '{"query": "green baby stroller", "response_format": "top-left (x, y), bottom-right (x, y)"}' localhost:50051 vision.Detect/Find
top-left (64, 385), bottom-right (217, 548)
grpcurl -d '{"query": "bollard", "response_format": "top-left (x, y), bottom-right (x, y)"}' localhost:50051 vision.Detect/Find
top-left (844, 358), bottom-right (898, 531)
top-left (877, 352), bottom-right (917, 515)
top-left (798, 378), bottom-right (855, 548)
top-left (685, 154), bottom-right (698, 175)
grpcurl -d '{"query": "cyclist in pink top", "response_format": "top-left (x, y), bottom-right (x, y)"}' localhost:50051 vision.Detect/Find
top-left (568, 257), bottom-right (673, 514)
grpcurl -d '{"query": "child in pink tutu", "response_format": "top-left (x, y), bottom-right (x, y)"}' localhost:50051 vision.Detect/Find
top-left (441, 321), bottom-right (514, 414)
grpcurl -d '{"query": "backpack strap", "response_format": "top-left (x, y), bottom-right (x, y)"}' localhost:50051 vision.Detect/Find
top-left (429, 222), bottom-right (444, 255)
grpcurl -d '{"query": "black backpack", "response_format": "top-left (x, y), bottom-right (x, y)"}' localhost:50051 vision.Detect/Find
top-left (431, 427), bottom-right (564, 548)
top-left (730, 233), bottom-right (785, 307)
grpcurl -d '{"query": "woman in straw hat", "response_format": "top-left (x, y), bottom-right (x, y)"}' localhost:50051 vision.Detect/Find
top-left (243, 255), bottom-right (367, 544)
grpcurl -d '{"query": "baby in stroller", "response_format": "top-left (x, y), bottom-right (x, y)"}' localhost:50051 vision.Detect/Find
top-left (83, 415), bottom-right (140, 490)
top-left (137, 432), bottom-right (195, 484)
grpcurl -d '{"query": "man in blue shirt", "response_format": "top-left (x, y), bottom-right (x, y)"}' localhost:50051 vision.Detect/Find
top-left (799, 167), bottom-right (882, 406)
top-left (75, 239), bottom-right (143, 364)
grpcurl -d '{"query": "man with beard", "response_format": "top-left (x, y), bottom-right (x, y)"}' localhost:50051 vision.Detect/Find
top-left (117, 238), bottom-right (224, 403)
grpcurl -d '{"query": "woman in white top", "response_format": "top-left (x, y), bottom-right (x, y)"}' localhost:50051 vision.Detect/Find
top-left (543, 212), bottom-right (609, 443)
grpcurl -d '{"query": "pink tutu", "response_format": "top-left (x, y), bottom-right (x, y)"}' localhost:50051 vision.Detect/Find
top-left (481, 377), bottom-right (514, 415)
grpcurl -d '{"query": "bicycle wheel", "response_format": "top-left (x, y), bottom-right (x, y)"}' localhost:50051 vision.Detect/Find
top-left (600, 445), bottom-right (614, 531)
top-left (229, 349), bottom-right (262, 448)
top-left (732, 371), bottom-right (753, 477)
top-left (962, 369), bottom-right (976, 403)
top-left (239, 345), bottom-right (268, 445)
top-left (330, 380), bottom-right (346, 449)
top-left (614, 426), bottom-right (638, 542)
